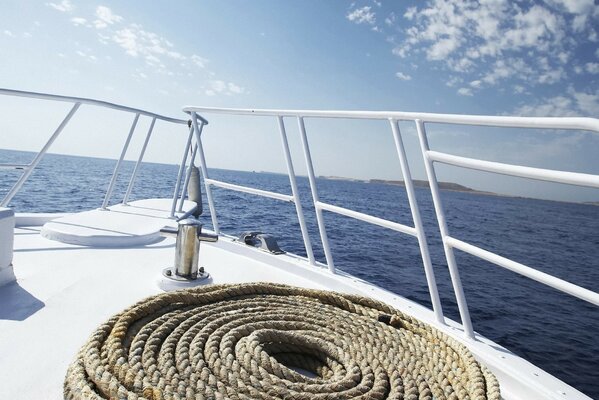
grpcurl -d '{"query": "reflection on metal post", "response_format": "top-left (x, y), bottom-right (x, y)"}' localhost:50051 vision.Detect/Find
top-left (177, 143), bottom-right (198, 213)
top-left (170, 123), bottom-right (194, 218)
top-left (415, 119), bottom-right (474, 339)
top-left (191, 112), bottom-right (220, 234)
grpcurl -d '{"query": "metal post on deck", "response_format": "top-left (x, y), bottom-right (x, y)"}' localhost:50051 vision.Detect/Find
top-left (415, 119), bottom-right (475, 339)
top-left (123, 117), bottom-right (156, 205)
top-left (297, 116), bottom-right (335, 273)
top-left (191, 112), bottom-right (220, 234)
top-left (276, 116), bottom-right (316, 266)
top-left (177, 143), bottom-right (198, 213)
top-left (1, 102), bottom-right (81, 207)
top-left (170, 123), bottom-right (194, 218)
top-left (389, 119), bottom-right (445, 325)
top-left (102, 113), bottom-right (140, 210)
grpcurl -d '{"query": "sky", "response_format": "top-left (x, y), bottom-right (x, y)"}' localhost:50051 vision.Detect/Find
top-left (0, 0), bottom-right (598, 202)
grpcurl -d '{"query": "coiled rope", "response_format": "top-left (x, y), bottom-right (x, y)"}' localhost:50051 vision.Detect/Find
top-left (64, 282), bottom-right (500, 399)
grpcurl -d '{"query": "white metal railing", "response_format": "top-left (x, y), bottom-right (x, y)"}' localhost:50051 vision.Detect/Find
top-left (183, 105), bottom-right (599, 338)
top-left (184, 107), bottom-right (446, 325)
top-left (0, 88), bottom-right (207, 214)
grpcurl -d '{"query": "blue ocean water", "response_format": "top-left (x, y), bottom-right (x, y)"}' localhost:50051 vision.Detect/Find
top-left (2, 149), bottom-right (598, 397)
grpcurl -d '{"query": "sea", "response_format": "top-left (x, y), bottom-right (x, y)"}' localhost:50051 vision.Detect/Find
top-left (2, 148), bottom-right (598, 398)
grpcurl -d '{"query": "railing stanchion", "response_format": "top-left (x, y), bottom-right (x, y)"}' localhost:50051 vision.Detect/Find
top-left (415, 119), bottom-right (474, 339)
top-left (1, 102), bottom-right (81, 207)
top-left (191, 112), bottom-right (220, 234)
top-left (277, 116), bottom-right (316, 265)
top-left (390, 119), bottom-right (445, 325)
top-left (297, 117), bottom-right (335, 272)
top-left (177, 144), bottom-right (198, 213)
top-left (102, 113), bottom-right (139, 210)
top-left (170, 123), bottom-right (194, 217)
top-left (123, 117), bottom-right (156, 205)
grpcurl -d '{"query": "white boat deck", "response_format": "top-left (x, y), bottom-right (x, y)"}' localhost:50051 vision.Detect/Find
top-left (0, 208), bottom-right (589, 399)
top-left (40, 199), bottom-right (196, 247)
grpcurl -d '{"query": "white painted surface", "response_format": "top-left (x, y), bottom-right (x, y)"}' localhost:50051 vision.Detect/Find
top-left (0, 220), bottom-right (590, 399)
top-left (0, 208), bottom-right (15, 286)
top-left (40, 199), bottom-right (196, 247)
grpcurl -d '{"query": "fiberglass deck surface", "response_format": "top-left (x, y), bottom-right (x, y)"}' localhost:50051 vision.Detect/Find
top-left (0, 220), bottom-right (591, 399)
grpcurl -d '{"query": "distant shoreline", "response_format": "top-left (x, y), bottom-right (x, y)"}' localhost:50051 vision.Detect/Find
top-left (318, 175), bottom-right (599, 206)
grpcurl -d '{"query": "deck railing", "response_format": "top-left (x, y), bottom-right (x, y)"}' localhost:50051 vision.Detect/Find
top-left (0, 88), bottom-right (207, 215)
top-left (183, 105), bottom-right (599, 338)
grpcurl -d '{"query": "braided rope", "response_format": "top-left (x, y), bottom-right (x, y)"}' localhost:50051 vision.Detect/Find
top-left (64, 282), bottom-right (500, 399)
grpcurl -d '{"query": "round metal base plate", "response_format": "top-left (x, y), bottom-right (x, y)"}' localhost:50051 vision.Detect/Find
top-left (157, 267), bottom-right (211, 291)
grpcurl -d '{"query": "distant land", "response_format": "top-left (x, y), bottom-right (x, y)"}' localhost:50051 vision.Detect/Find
top-left (319, 176), bottom-right (497, 196)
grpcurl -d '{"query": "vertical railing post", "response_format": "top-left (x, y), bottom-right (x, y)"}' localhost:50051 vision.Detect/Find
top-left (101, 113), bottom-right (139, 210)
top-left (389, 119), bottom-right (445, 325)
top-left (1, 102), bottom-right (81, 207)
top-left (297, 116), bottom-right (335, 272)
top-left (177, 143), bottom-right (198, 213)
top-left (276, 116), bottom-right (316, 265)
top-left (123, 117), bottom-right (156, 205)
top-left (191, 112), bottom-right (220, 234)
top-left (170, 122), bottom-right (194, 218)
top-left (415, 119), bottom-right (474, 339)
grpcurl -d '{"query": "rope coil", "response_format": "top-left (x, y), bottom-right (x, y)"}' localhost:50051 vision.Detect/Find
top-left (64, 282), bottom-right (500, 399)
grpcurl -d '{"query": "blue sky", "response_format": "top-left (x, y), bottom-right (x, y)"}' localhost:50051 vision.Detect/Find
top-left (1, 0), bottom-right (598, 202)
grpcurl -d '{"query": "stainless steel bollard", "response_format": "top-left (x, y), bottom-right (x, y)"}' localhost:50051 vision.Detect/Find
top-left (160, 217), bottom-right (217, 281)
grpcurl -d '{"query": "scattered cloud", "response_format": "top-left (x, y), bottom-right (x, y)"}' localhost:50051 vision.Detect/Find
top-left (71, 17), bottom-right (88, 27)
top-left (43, 4), bottom-right (246, 97)
top-left (457, 87), bottom-right (473, 96)
top-left (347, 6), bottom-right (376, 25)
top-left (3, 30), bottom-right (14, 37)
top-left (205, 80), bottom-right (245, 96)
top-left (94, 6), bottom-right (123, 29)
top-left (585, 62), bottom-right (599, 74)
top-left (76, 50), bottom-right (97, 62)
top-left (360, 0), bottom-right (599, 96)
top-left (513, 89), bottom-right (599, 116)
top-left (395, 72), bottom-right (411, 80)
top-left (191, 54), bottom-right (208, 68)
top-left (46, 0), bottom-right (72, 12)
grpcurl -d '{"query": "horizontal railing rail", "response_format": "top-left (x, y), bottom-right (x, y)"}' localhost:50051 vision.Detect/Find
top-left (186, 105), bottom-right (599, 340)
top-left (3, 88), bottom-right (204, 125)
top-left (0, 88), bottom-right (208, 213)
top-left (187, 108), bottom-right (446, 326)
top-left (183, 106), bottom-right (599, 131)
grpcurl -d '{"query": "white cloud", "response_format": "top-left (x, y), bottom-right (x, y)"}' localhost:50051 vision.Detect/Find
top-left (205, 80), bottom-right (245, 96)
top-left (71, 17), bottom-right (88, 26)
top-left (385, 12), bottom-right (396, 26)
top-left (191, 54), bottom-right (208, 68)
top-left (457, 87), bottom-right (473, 96)
top-left (3, 30), bottom-right (14, 37)
top-left (76, 50), bottom-right (97, 62)
top-left (363, 0), bottom-right (599, 96)
top-left (395, 72), bottom-right (412, 80)
top-left (94, 6), bottom-right (123, 29)
top-left (513, 89), bottom-right (599, 116)
top-left (585, 62), bottom-right (599, 74)
top-left (347, 6), bottom-right (376, 25)
top-left (46, 0), bottom-right (72, 12)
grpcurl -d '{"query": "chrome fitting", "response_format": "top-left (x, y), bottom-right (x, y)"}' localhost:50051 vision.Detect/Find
top-left (160, 217), bottom-right (217, 282)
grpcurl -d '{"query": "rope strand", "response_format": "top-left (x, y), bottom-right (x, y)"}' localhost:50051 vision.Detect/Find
top-left (64, 282), bottom-right (500, 400)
